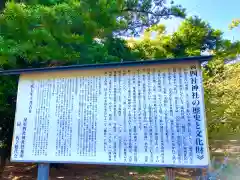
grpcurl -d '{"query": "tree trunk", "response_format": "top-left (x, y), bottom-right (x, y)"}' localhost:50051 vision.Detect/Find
top-left (0, 155), bottom-right (6, 176)
top-left (0, 148), bottom-right (7, 176)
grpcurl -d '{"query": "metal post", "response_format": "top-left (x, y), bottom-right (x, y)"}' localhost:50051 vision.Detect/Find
top-left (165, 168), bottom-right (175, 180)
top-left (37, 163), bottom-right (50, 180)
top-left (199, 168), bottom-right (203, 180)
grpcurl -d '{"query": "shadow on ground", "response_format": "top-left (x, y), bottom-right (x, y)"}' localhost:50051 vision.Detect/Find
top-left (0, 163), bottom-right (214, 180)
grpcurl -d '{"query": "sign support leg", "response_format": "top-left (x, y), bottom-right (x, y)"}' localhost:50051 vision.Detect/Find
top-left (165, 168), bottom-right (175, 180)
top-left (37, 163), bottom-right (50, 180)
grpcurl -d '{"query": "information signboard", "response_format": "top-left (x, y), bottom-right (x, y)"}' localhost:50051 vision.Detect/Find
top-left (11, 61), bottom-right (209, 167)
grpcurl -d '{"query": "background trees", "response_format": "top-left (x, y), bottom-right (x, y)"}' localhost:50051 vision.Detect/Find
top-left (0, 0), bottom-right (186, 162)
top-left (127, 16), bottom-right (240, 146)
top-left (0, 0), bottom-right (240, 171)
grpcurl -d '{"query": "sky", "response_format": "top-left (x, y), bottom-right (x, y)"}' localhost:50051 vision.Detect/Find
top-left (163, 0), bottom-right (240, 41)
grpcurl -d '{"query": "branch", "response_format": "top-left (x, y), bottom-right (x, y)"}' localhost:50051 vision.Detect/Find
top-left (122, 8), bottom-right (175, 17)
top-left (114, 21), bottom-right (160, 37)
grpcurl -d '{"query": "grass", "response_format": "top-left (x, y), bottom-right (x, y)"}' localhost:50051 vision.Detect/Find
top-left (126, 166), bottom-right (161, 174)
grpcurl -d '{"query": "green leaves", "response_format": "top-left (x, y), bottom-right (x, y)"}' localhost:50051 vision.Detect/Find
top-left (127, 16), bottom-right (240, 144)
top-left (229, 18), bottom-right (240, 30)
top-left (0, 0), bottom-right (187, 162)
top-left (127, 16), bottom-right (224, 59)
top-left (0, 0), bottom-right (240, 161)
top-left (169, 16), bottom-right (223, 57)
top-left (115, 0), bottom-right (186, 36)
top-left (204, 63), bottom-right (240, 140)
top-left (0, 1), bottom-right (118, 65)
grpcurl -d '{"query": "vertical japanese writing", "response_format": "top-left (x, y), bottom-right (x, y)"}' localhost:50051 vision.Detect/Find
top-left (179, 68), bottom-right (188, 164)
top-left (117, 70), bottom-right (122, 160)
top-left (132, 71), bottom-right (138, 163)
top-left (86, 77), bottom-right (91, 156)
top-left (108, 72), bottom-right (113, 162)
top-left (176, 68), bottom-right (183, 164)
top-left (157, 70), bottom-right (164, 163)
top-left (77, 76), bottom-right (97, 157)
top-left (13, 63), bottom-right (207, 166)
top-left (169, 68), bottom-right (174, 118)
top-left (184, 67), bottom-right (193, 164)
top-left (32, 80), bottom-right (50, 157)
top-left (135, 69), bottom-right (141, 163)
top-left (92, 76), bottom-right (97, 156)
top-left (55, 78), bottom-right (73, 157)
top-left (142, 68), bottom-right (149, 163)
top-left (172, 68), bottom-right (177, 164)
top-left (29, 82), bottom-right (34, 113)
top-left (148, 68), bottom-right (154, 163)
top-left (190, 65), bottom-right (204, 161)
top-left (77, 77), bottom-right (84, 155)
top-left (104, 72), bottom-right (108, 153)
top-left (163, 71), bottom-right (169, 143)
top-left (137, 69), bottom-right (142, 131)
top-left (13, 135), bottom-right (20, 158)
top-left (127, 69), bottom-right (133, 163)
top-left (113, 71), bottom-right (117, 162)
top-left (20, 118), bottom-right (27, 158)
top-left (153, 68), bottom-right (159, 163)
top-left (122, 69), bottom-right (128, 162)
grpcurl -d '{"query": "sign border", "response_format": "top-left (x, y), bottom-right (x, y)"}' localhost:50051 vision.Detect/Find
top-left (9, 56), bottom-right (212, 168)
top-left (11, 159), bottom-right (208, 168)
top-left (0, 56), bottom-right (212, 75)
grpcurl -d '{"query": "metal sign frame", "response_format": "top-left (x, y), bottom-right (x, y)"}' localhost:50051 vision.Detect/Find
top-left (0, 56), bottom-right (212, 75)
top-left (0, 55), bottom-right (213, 180)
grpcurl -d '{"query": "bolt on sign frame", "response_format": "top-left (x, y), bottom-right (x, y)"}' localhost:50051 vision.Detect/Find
top-left (0, 55), bottom-right (212, 180)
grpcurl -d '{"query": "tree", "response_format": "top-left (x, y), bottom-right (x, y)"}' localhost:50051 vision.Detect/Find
top-left (127, 16), bottom-right (240, 152)
top-left (0, 1), bottom-right (126, 67)
top-left (166, 16), bottom-right (223, 57)
top-left (127, 16), bottom-right (223, 59)
top-left (1, 0), bottom-right (240, 174)
top-left (115, 0), bottom-right (186, 36)
top-left (0, 0), bottom-right (186, 35)
top-left (229, 19), bottom-right (240, 29)
top-left (0, 1), bottom-right (186, 172)
top-left (204, 63), bottom-right (240, 143)
top-left (127, 24), bottom-right (172, 59)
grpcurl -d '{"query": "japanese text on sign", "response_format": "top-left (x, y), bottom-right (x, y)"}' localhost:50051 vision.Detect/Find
top-left (11, 62), bottom-right (209, 167)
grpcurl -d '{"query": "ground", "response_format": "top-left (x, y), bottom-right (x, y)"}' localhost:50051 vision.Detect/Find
top-left (1, 163), bottom-right (206, 180)
top-left (1, 144), bottom-right (240, 180)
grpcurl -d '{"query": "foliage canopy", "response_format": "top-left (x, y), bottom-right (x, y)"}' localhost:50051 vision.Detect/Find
top-left (0, 0), bottom-right (240, 165)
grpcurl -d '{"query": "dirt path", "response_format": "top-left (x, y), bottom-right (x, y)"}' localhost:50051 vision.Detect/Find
top-left (1, 148), bottom-right (239, 180)
top-left (1, 163), bottom-right (198, 180)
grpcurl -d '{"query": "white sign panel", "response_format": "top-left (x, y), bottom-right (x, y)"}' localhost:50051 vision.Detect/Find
top-left (11, 62), bottom-right (209, 167)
